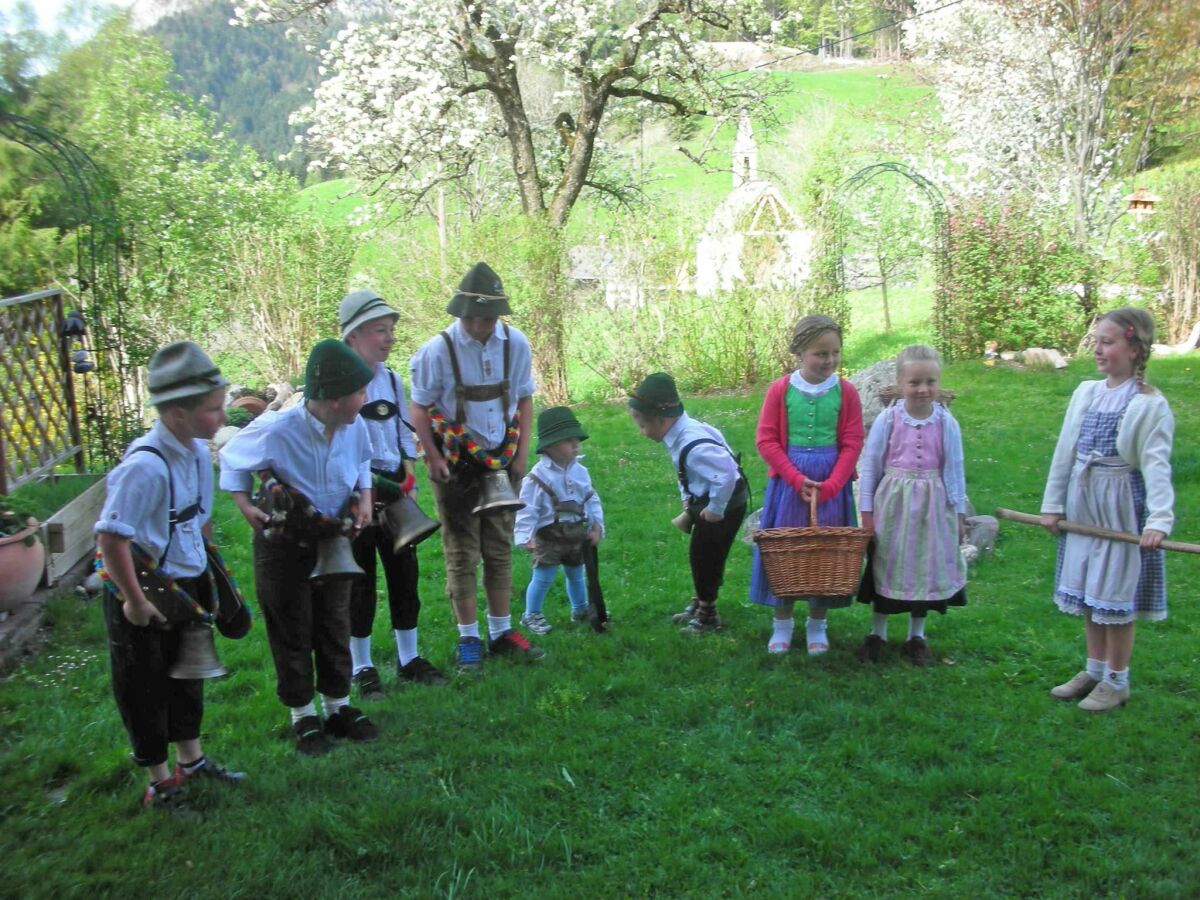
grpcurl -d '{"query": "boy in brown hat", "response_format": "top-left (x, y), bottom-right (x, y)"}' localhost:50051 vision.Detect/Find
top-left (95, 340), bottom-right (245, 815)
top-left (629, 372), bottom-right (748, 633)
top-left (220, 339), bottom-right (379, 754)
top-left (339, 289), bottom-right (446, 696)
top-left (408, 262), bottom-right (541, 672)
top-left (514, 406), bottom-right (605, 633)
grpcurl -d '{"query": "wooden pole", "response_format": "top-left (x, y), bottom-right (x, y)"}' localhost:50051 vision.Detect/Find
top-left (995, 508), bottom-right (1200, 555)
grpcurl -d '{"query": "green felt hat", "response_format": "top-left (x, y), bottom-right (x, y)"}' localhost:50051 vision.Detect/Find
top-left (628, 372), bottom-right (683, 418)
top-left (446, 262), bottom-right (512, 317)
top-left (535, 406), bottom-right (589, 455)
top-left (305, 339), bottom-right (373, 401)
top-left (147, 341), bottom-right (229, 406)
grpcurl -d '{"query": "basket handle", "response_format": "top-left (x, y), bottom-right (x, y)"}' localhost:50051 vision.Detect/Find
top-left (807, 489), bottom-right (819, 527)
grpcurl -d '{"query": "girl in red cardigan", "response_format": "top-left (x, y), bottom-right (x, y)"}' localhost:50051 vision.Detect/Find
top-left (751, 315), bottom-right (864, 654)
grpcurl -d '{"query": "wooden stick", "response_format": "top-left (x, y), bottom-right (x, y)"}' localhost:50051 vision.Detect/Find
top-left (994, 508), bottom-right (1200, 555)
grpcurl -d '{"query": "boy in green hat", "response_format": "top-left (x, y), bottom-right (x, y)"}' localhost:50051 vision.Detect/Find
top-left (220, 339), bottom-right (379, 755)
top-left (629, 372), bottom-right (748, 633)
top-left (514, 407), bottom-right (605, 633)
top-left (339, 288), bottom-right (446, 696)
top-left (408, 262), bottom-right (541, 671)
top-left (96, 340), bottom-right (245, 815)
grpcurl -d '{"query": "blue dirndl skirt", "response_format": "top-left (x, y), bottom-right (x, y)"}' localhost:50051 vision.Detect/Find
top-left (750, 444), bottom-right (858, 608)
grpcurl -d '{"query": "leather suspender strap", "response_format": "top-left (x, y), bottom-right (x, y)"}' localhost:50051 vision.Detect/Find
top-left (438, 330), bottom-right (466, 424)
top-left (130, 444), bottom-right (203, 567)
top-left (386, 370), bottom-right (416, 461)
top-left (500, 322), bottom-right (510, 415)
top-left (526, 472), bottom-right (558, 505)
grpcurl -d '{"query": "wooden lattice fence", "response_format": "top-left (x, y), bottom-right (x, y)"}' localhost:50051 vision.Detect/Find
top-left (0, 289), bottom-right (84, 495)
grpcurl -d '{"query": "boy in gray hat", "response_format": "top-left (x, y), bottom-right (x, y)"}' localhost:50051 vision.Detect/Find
top-left (95, 341), bottom-right (245, 816)
top-left (339, 289), bottom-right (446, 694)
top-left (408, 262), bottom-right (541, 672)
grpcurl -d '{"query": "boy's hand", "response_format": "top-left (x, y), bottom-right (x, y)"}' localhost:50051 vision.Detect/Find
top-left (123, 596), bottom-right (166, 627)
top-left (426, 453), bottom-right (450, 484)
top-left (1141, 528), bottom-right (1165, 550)
top-left (958, 513), bottom-right (967, 543)
top-left (589, 523), bottom-right (602, 545)
top-left (525, 538), bottom-right (537, 551)
top-left (233, 494), bottom-right (270, 533)
top-left (699, 508), bottom-right (724, 523)
top-left (860, 511), bottom-right (874, 535)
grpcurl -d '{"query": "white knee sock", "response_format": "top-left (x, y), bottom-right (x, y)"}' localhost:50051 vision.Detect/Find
top-left (871, 612), bottom-right (889, 639)
top-left (395, 628), bottom-right (419, 667)
top-left (322, 694), bottom-right (349, 715)
top-left (350, 636), bottom-right (373, 674)
top-left (1105, 666), bottom-right (1130, 689)
top-left (907, 616), bottom-right (926, 640)
top-left (770, 617), bottom-right (795, 647)
top-left (457, 622), bottom-right (480, 639)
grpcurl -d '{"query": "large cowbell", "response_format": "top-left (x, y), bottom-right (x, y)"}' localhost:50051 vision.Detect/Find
top-left (168, 623), bottom-right (228, 680)
top-left (380, 495), bottom-right (441, 552)
top-left (310, 535), bottom-right (365, 582)
top-left (471, 471), bottom-right (525, 516)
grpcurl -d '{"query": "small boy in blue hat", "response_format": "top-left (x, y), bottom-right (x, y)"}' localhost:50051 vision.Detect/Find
top-left (514, 407), bottom-right (604, 633)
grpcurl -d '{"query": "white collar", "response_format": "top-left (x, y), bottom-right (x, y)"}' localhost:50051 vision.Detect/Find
top-left (789, 371), bottom-right (838, 396)
top-left (451, 318), bottom-right (507, 348)
top-left (151, 420), bottom-right (195, 457)
top-left (896, 402), bottom-right (944, 428)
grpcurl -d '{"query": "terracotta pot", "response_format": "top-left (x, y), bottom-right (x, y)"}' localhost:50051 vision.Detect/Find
top-left (0, 519), bottom-right (45, 612)
top-left (230, 396), bottom-right (267, 417)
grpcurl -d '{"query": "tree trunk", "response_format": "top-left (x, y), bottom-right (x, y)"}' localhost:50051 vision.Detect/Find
top-left (880, 274), bottom-right (892, 334)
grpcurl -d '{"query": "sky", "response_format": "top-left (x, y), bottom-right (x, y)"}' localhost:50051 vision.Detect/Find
top-left (0, 0), bottom-right (133, 39)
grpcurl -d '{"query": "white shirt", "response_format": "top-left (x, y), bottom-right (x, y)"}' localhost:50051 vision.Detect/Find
top-left (663, 413), bottom-right (742, 515)
top-left (94, 420), bottom-right (211, 578)
top-left (362, 363), bottom-right (418, 472)
top-left (513, 455), bottom-right (605, 546)
top-left (408, 319), bottom-right (536, 447)
top-left (789, 371), bottom-right (839, 397)
top-left (218, 404), bottom-right (372, 517)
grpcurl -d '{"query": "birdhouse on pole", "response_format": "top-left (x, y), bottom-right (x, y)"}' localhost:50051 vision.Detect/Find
top-left (1125, 187), bottom-right (1161, 221)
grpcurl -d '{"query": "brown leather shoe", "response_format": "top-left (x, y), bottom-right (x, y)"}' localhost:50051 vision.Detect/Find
top-left (855, 634), bottom-right (885, 662)
top-left (901, 637), bottom-right (931, 667)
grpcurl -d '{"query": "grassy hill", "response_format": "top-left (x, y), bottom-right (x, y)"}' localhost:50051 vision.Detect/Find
top-left (2, 354), bottom-right (1198, 896)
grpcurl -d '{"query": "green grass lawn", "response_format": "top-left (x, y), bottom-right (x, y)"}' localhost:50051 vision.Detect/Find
top-left (1, 354), bottom-right (1198, 897)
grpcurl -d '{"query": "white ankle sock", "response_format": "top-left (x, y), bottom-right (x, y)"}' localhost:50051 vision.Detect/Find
top-left (487, 614), bottom-right (511, 639)
top-left (1105, 666), bottom-right (1130, 689)
top-left (1086, 658), bottom-right (1105, 681)
top-left (322, 694), bottom-right (349, 715)
top-left (457, 622), bottom-right (480, 639)
top-left (770, 618), bottom-right (795, 647)
top-left (395, 628), bottom-right (419, 667)
top-left (908, 616), bottom-right (926, 640)
top-left (289, 702), bottom-right (317, 725)
top-left (805, 617), bottom-right (827, 646)
top-left (350, 636), bottom-right (373, 674)
top-left (871, 612), bottom-right (889, 639)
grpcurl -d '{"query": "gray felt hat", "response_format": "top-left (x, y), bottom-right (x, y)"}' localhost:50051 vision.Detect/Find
top-left (339, 289), bottom-right (399, 339)
top-left (147, 341), bottom-right (229, 406)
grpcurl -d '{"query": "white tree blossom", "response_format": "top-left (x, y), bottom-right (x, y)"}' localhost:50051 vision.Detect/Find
top-left (234, 0), bottom-right (781, 227)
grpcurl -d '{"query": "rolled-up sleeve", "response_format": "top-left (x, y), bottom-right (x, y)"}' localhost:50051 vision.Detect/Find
top-left (218, 417), bottom-right (273, 493)
top-left (95, 455), bottom-right (165, 539)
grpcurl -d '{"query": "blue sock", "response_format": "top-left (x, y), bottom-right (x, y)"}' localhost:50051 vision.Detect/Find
top-left (563, 564), bottom-right (587, 611)
top-left (524, 565), bottom-right (557, 616)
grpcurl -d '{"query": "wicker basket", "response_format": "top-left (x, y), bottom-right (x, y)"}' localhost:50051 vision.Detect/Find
top-left (753, 495), bottom-right (871, 599)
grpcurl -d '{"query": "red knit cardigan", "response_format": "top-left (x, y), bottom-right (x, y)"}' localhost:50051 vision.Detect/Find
top-left (755, 375), bottom-right (864, 503)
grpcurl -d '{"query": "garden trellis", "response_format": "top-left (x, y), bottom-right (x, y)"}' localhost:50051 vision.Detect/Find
top-left (0, 112), bottom-right (139, 481)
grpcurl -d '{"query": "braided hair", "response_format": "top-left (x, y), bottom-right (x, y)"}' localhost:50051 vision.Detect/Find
top-left (789, 314), bottom-right (842, 356)
top-left (1098, 307), bottom-right (1155, 388)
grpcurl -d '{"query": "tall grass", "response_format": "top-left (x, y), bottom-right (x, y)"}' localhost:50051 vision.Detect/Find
top-left (1, 355), bottom-right (1198, 897)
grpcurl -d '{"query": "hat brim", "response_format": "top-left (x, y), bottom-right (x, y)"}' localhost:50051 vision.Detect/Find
top-left (446, 293), bottom-right (512, 318)
top-left (341, 303), bottom-right (400, 339)
top-left (147, 373), bottom-right (231, 407)
top-left (535, 425), bottom-right (589, 455)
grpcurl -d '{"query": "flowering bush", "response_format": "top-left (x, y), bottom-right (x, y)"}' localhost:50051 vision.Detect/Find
top-left (936, 199), bottom-right (1094, 358)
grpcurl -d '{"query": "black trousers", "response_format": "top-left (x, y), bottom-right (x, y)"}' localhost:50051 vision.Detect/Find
top-left (253, 534), bottom-right (352, 708)
top-left (689, 501), bottom-right (748, 605)
top-left (103, 580), bottom-right (205, 768)
top-left (349, 524), bottom-right (421, 638)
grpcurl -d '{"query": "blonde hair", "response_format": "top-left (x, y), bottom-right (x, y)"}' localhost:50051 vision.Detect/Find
top-left (896, 344), bottom-right (942, 376)
top-left (1098, 307), bottom-right (1155, 385)
top-left (790, 315), bottom-right (842, 355)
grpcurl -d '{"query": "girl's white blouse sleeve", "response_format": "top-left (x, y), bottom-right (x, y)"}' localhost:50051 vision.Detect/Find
top-left (1040, 382), bottom-right (1096, 516)
top-left (857, 409), bottom-right (891, 514)
top-left (1120, 394), bottom-right (1175, 535)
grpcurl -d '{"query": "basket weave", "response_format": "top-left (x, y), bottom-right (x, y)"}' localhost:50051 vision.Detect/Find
top-left (753, 495), bottom-right (871, 598)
